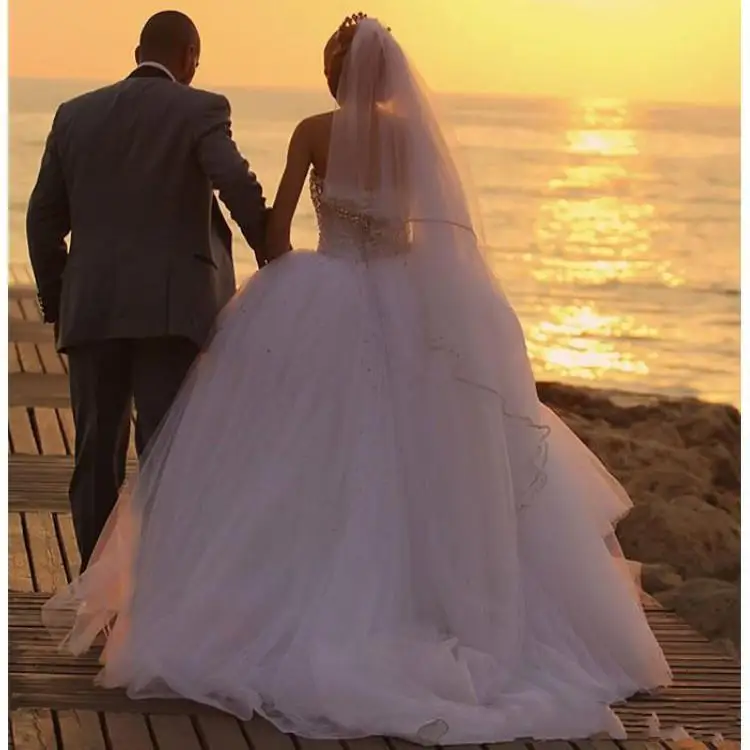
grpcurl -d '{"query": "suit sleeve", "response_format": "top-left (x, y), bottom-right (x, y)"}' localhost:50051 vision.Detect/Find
top-left (194, 94), bottom-right (268, 255)
top-left (26, 107), bottom-right (70, 323)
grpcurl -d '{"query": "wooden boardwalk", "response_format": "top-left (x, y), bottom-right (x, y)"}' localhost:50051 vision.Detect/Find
top-left (7, 268), bottom-right (741, 750)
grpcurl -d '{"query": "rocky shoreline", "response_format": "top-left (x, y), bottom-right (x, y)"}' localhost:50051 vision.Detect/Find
top-left (538, 381), bottom-right (740, 657)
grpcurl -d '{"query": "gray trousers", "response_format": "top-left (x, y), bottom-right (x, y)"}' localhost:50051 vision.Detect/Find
top-left (66, 337), bottom-right (200, 572)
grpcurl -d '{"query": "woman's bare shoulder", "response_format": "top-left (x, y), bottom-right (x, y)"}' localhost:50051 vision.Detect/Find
top-left (297, 111), bottom-right (335, 133)
top-left (295, 112), bottom-right (335, 175)
top-left (285, 112), bottom-right (334, 159)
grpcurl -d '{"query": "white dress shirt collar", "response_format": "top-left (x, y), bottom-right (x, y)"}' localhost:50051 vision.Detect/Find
top-left (136, 61), bottom-right (176, 82)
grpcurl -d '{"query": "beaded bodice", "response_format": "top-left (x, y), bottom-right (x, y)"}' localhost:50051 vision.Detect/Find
top-left (310, 171), bottom-right (410, 260)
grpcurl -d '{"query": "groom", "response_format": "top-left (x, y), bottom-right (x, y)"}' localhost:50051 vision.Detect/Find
top-left (26, 10), bottom-right (268, 571)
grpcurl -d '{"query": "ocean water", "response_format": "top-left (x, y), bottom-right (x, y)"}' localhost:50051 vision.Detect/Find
top-left (9, 79), bottom-right (740, 406)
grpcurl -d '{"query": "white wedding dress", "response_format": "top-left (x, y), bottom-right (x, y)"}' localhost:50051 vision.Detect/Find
top-left (44, 19), bottom-right (671, 744)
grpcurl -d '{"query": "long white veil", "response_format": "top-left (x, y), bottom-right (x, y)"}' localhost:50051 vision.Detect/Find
top-left (325, 18), bottom-right (550, 507)
top-left (324, 18), bottom-right (480, 233)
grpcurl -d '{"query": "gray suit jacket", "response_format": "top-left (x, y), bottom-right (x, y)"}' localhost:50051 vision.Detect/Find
top-left (26, 66), bottom-right (268, 351)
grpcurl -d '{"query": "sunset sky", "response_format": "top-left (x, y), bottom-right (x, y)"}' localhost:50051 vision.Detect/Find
top-left (9, 0), bottom-right (740, 104)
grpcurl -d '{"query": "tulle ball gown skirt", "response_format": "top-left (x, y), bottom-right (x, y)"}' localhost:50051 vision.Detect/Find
top-left (43, 249), bottom-right (671, 744)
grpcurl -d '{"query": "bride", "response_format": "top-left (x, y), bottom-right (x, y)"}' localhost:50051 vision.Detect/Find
top-left (44, 14), bottom-right (672, 744)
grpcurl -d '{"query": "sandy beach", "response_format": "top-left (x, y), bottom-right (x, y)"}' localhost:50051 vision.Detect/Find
top-left (539, 381), bottom-right (740, 655)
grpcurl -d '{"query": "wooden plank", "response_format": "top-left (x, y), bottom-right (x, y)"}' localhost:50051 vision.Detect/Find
top-left (389, 740), bottom-right (432, 750)
top-left (347, 739), bottom-right (393, 750)
top-left (10, 266), bottom-right (35, 285)
top-left (56, 514), bottom-right (80, 582)
top-left (9, 672), bottom-right (208, 715)
top-left (19, 294), bottom-right (43, 322)
top-left (36, 342), bottom-right (67, 376)
top-left (617, 704), bottom-right (741, 718)
top-left (11, 495), bottom-right (71, 514)
top-left (23, 511), bottom-right (68, 593)
top-left (618, 722), bottom-right (738, 741)
top-left (9, 512), bottom-right (34, 592)
top-left (58, 409), bottom-right (75, 454)
top-left (10, 681), bottom-right (154, 750)
top-left (10, 408), bottom-right (39, 455)
top-left (12, 630), bottom-right (732, 708)
top-left (10, 373), bottom-right (70, 408)
top-left (136, 715), bottom-right (203, 750)
top-left (292, 738), bottom-right (344, 750)
top-left (56, 710), bottom-right (107, 750)
top-left (102, 712), bottom-right (156, 750)
top-left (241, 717), bottom-right (296, 750)
top-left (17, 341), bottom-right (44, 373)
top-left (10, 455), bottom-right (77, 472)
top-left (9, 343), bottom-right (23, 373)
top-left (9, 455), bottom-right (137, 512)
top-left (10, 299), bottom-right (26, 320)
top-left (9, 283), bottom-right (38, 299)
top-left (6, 585), bottom-right (740, 680)
top-left (626, 690), bottom-right (740, 704)
top-left (54, 411), bottom-right (73, 455)
top-left (10, 490), bottom-right (72, 513)
top-left (194, 714), bottom-right (251, 750)
top-left (32, 408), bottom-right (68, 456)
top-left (9, 709), bottom-right (57, 750)
top-left (10, 319), bottom-right (53, 343)
top-left (6, 663), bottom-right (738, 740)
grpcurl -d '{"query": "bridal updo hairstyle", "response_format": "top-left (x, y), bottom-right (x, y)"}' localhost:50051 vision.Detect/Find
top-left (324, 12), bottom-right (391, 103)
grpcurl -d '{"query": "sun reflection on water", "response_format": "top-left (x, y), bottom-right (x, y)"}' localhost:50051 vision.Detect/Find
top-left (567, 128), bottom-right (639, 157)
top-left (528, 97), bottom-right (678, 385)
top-left (528, 304), bottom-right (655, 381)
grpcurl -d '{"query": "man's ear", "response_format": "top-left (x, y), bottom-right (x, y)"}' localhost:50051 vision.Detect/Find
top-left (134, 45), bottom-right (141, 65)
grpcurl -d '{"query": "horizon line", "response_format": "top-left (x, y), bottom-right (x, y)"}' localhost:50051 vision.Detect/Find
top-left (8, 76), bottom-right (740, 111)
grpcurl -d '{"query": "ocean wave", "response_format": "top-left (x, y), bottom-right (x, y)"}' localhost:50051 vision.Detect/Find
top-left (491, 271), bottom-right (740, 301)
top-left (640, 280), bottom-right (736, 296)
top-left (562, 278), bottom-right (740, 299)
top-left (476, 182), bottom-right (738, 207)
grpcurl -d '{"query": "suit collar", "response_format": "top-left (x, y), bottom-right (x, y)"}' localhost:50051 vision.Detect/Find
top-left (127, 62), bottom-right (176, 82)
